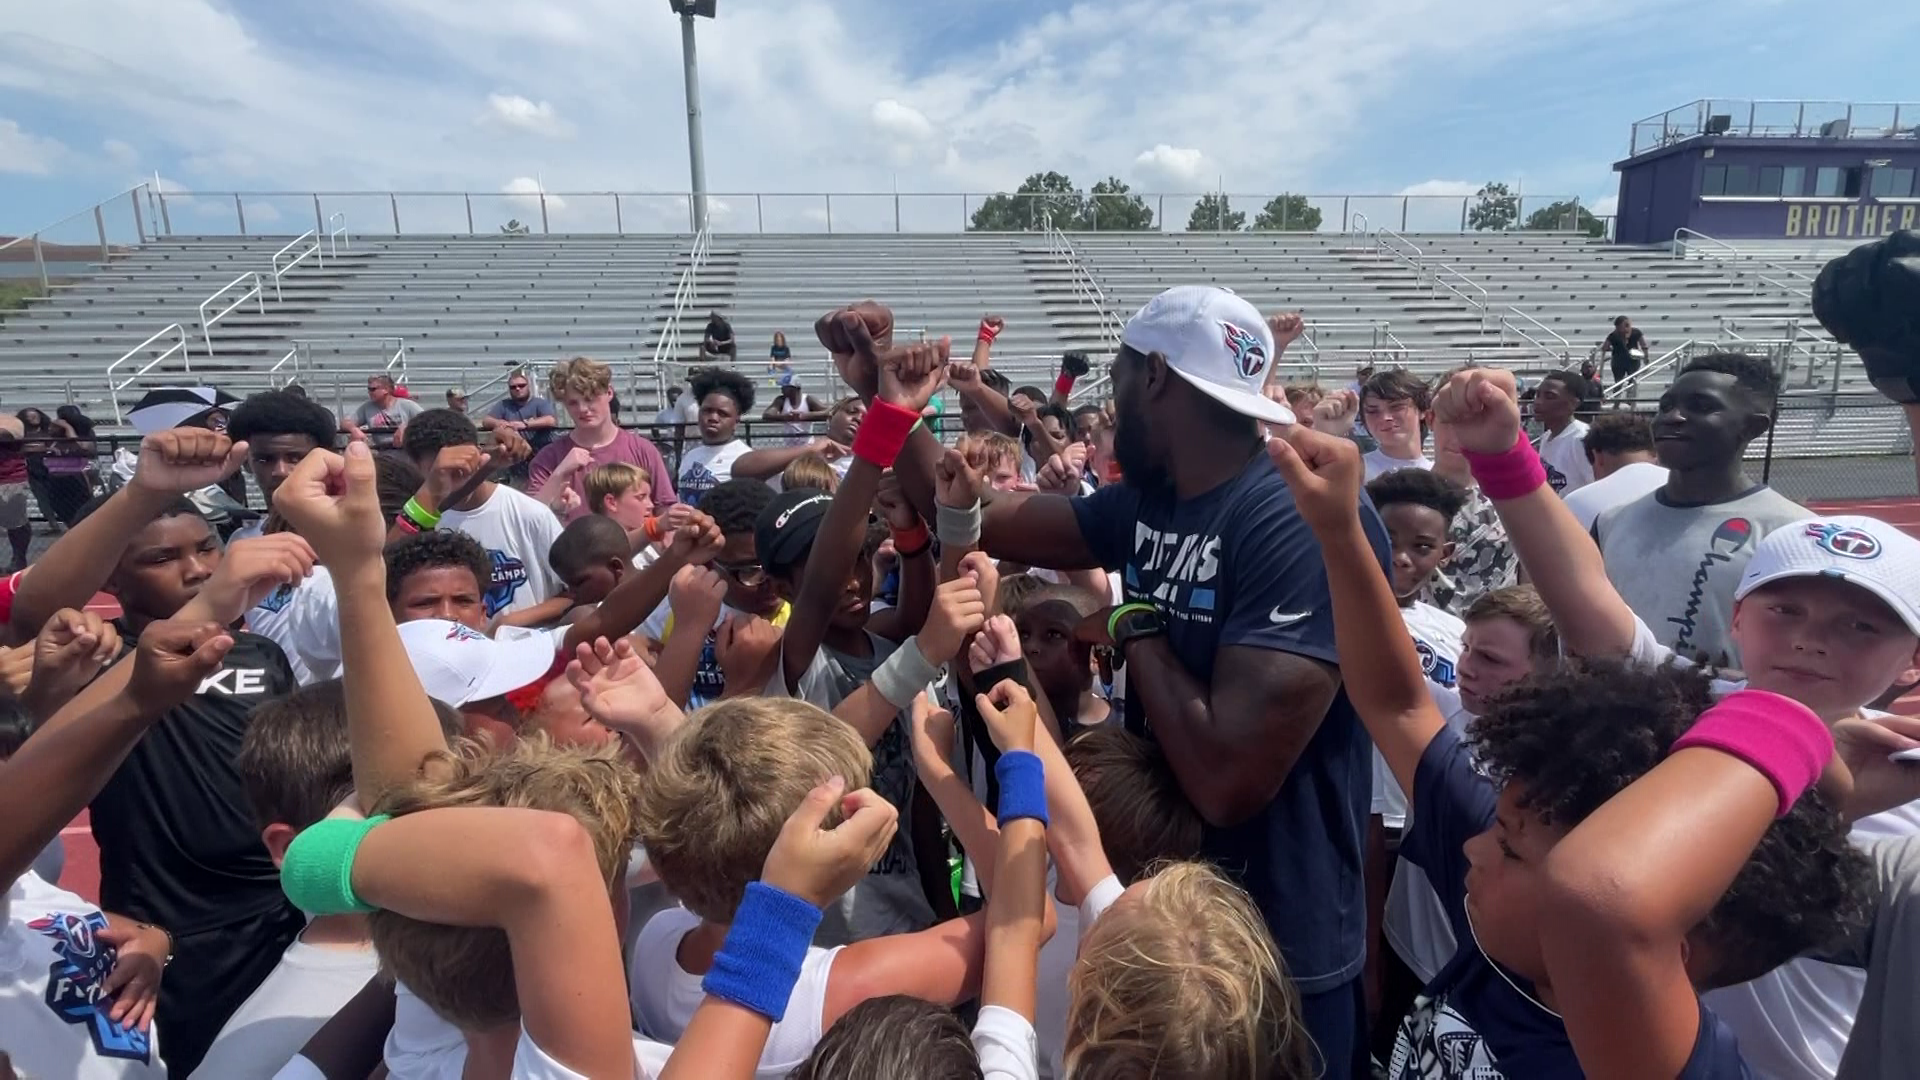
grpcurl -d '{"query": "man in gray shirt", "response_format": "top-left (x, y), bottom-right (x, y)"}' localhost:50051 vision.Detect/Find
top-left (341, 374), bottom-right (423, 446)
top-left (1594, 353), bottom-right (1809, 667)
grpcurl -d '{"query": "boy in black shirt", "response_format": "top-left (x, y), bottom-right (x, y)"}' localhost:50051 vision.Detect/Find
top-left (74, 479), bottom-right (318, 1075)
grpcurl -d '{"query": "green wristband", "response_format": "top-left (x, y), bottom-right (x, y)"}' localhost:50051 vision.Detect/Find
top-left (402, 497), bottom-right (441, 530)
top-left (1107, 603), bottom-right (1159, 642)
top-left (282, 814), bottom-right (392, 916)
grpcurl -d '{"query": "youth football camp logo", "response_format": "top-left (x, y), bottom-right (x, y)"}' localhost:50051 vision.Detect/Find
top-left (28, 910), bottom-right (153, 1063)
top-left (1220, 321), bottom-right (1268, 380)
top-left (484, 550), bottom-right (531, 617)
top-left (1806, 522), bottom-right (1882, 560)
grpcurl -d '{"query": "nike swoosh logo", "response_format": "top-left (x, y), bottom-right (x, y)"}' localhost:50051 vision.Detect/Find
top-left (1269, 608), bottom-right (1312, 627)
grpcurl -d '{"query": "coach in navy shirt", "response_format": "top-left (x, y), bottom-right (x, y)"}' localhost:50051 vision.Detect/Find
top-left (967, 285), bottom-right (1389, 1077)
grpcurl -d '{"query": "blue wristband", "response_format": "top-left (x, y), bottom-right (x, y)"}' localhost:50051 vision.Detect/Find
top-left (702, 882), bottom-right (824, 1021)
top-left (994, 750), bottom-right (1049, 828)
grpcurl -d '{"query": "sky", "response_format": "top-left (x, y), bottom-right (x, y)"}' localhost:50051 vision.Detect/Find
top-left (3, 0), bottom-right (1918, 237)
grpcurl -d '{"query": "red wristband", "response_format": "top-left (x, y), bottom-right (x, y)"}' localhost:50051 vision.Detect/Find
top-left (644, 516), bottom-right (665, 544)
top-left (1054, 372), bottom-right (1077, 397)
top-left (1461, 429), bottom-right (1548, 500)
top-left (392, 515), bottom-right (421, 535)
top-left (1670, 690), bottom-right (1833, 818)
top-left (851, 399), bottom-right (920, 468)
top-left (891, 520), bottom-right (931, 557)
top-left (977, 321), bottom-right (1001, 344)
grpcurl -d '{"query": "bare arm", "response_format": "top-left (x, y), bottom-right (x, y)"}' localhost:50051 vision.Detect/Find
top-left (560, 520), bottom-right (718, 654)
top-left (782, 455), bottom-right (885, 690)
top-left (978, 490), bottom-right (1099, 571)
top-left (865, 546), bottom-right (933, 644)
top-left (289, 977), bottom-right (396, 1080)
top-left (732, 439), bottom-right (847, 482)
top-left (824, 912), bottom-right (990, 1028)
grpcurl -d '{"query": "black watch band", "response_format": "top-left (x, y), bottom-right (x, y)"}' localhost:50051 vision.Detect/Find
top-left (1112, 607), bottom-right (1167, 652)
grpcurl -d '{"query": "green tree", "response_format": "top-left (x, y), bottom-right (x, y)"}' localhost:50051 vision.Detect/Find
top-left (1252, 193), bottom-right (1322, 232)
top-left (1083, 177), bottom-right (1154, 230)
top-left (1522, 199), bottom-right (1605, 238)
top-left (969, 171), bottom-right (1086, 231)
top-left (1186, 194), bottom-right (1245, 232)
top-left (1468, 182), bottom-right (1519, 232)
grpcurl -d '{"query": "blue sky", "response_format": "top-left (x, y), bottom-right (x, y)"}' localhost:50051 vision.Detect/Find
top-left (4, 0), bottom-right (1918, 236)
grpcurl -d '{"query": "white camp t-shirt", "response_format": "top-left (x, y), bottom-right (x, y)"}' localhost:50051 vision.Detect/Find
top-left (1363, 449), bottom-right (1433, 482)
top-left (677, 440), bottom-right (751, 507)
top-left (1536, 419), bottom-right (1595, 496)
top-left (1562, 460), bottom-right (1670, 531)
top-left (1372, 602), bottom-right (1465, 829)
top-left (191, 939), bottom-right (379, 1079)
top-left (437, 485), bottom-right (566, 619)
top-left (249, 565), bottom-right (337, 686)
top-left (509, 1024), bottom-right (674, 1080)
top-left (0, 871), bottom-right (166, 1080)
top-left (975, 1005), bottom-right (1042, 1080)
top-left (629, 907), bottom-right (841, 1078)
top-left (377, 981), bottom-right (672, 1080)
top-left (1382, 684), bottom-right (1478, 984)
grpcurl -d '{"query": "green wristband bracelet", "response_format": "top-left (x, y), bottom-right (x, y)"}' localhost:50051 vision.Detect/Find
top-left (402, 497), bottom-right (442, 530)
top-left (1107, 603), bottom-right (1159, 642)
top-left (282, 814), bottom-right (392, 916)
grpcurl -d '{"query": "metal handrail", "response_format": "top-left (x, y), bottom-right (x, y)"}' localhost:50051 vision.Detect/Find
top-left (198, 271), bottom-right (265, 356)
top-left (270, 229), bottom-right (321, 300)
top-left (1607, 339), bottom-right (1695, 400)
top-left (105, 323), bottom-right (191, 423)
top-left (0, 183), bottom-right (151, 258)
top-left (1496, 306), bottom-right (1573, 364)
top-left (327, 213), bottom-right (350, 258)
top-left (650, 228), bottom-right (712, 376)
top-left (1672, 227), bottom-right (1815, 296)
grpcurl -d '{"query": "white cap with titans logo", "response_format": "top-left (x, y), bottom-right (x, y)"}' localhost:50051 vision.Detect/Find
top-left (1119, 285), bottom-right (1294, 426)
top-left (397, 618), bottom-right (558, 707)
top-left (1734, 515), bottom-right (1920, 637)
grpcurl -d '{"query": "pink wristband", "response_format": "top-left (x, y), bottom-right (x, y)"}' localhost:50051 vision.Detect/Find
top-left (1670, 690), bottom-right (1833, 818)
top-left (1461, 429), bottom-right (1548, 500)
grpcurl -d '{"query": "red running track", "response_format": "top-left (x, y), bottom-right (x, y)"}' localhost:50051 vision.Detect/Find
top-left (43, 500), bottom-right (1920, 904)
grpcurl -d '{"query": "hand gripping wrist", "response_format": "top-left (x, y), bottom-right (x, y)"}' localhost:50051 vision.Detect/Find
top-left (994, 750), bottom-right (1049, 827)
top-left (702, 882), bottom-right (824, 1021)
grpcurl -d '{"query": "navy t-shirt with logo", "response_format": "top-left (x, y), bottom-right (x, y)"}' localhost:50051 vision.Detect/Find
top-left (91, 628), bottom-right (298, 935)
top-left (1393, 726), bottom-right (1752, 1077)
top-left (1070, 450), bottom-right (1390, 994)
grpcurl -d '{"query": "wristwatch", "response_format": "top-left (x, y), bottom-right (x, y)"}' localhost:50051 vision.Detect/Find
top-left (1109, 603), bottom-right (1167, 654)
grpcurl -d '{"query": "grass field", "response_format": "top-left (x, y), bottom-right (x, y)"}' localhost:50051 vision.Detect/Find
top-left (0, 279), bottom-right (44, 321)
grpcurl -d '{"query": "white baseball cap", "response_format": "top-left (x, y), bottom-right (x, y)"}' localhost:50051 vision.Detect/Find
top-left (1119, 285), bottom-right (1294, 426)
top-left (1735, 515), bottom-right (1920, 637)
top-left (398, 619), bottom-right (559, 707)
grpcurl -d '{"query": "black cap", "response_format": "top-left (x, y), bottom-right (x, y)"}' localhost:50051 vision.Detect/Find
top-left (755, 489), bottom-right (833, 575)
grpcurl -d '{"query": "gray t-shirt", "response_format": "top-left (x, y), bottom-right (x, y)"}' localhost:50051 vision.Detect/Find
top-left (351, 396), bottom-right (422, 430)
top-left (1594, 483), bottom-right (1810, 667)
top-left (1830, 834), bottom-right (1920, 1080)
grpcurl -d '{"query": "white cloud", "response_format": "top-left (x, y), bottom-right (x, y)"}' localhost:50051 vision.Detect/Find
top-left (1397, 179), bottom-right (1481, 197)
top-left (502, 176), bottom-right (566, 212)
top-left (483, 92), bottom-right (572, 137)
top-left (0, 118), bottom-right (66, 175)
top-left (1132, 144), bottom-right (1207, 189)
top-left (1590, 195), bottom-right (1619, 217)
top-left (102, 138), bottom-right (138, 165)
top-left (870, 99), bottom-right (936, 143)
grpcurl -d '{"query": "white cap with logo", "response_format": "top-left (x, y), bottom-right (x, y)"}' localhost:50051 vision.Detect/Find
top-left (1735, 515), bottom-right (1920, 636)
top-left (1119, 285), bottom-right (1294, 425)
top-left (398, 619), bottom-right (559, 707)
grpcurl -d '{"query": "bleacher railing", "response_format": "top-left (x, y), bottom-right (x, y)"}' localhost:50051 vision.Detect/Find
top-left (648, 228), bottom-right (713, 383)
top-left (269, 229), bottom-right (322, 300)
top-left (1671, 228), bottom-right (1815, 299)
top-left (0, 183), bottom-right (153, 292)
top-left (1630, 99), bottom-right (1920, 156)
top-left (198, 271), bottom-right (265, 356)
top-left (106, 324), bottom-right (191, 423)
top-left (138, 188), bottom-right (1600, 237)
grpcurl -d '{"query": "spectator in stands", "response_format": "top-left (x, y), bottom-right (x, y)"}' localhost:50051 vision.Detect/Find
top-left (1531, 370), bottom-right (1594, 495)
top-left (1593, 352), bottom-right (1811, 666)
top-left (0, 413), bottom-right (32, 571)
top-left (679, 368), bottom-right (846, 506)
top-left (702, 310), bottom-right (736, 361)
top-left (341, 374), bottom-right (421, 445)
top-left (949, 285), bottom-right (1390, 1075)
top-left (768, 329), bottom-right (793, 376)
top-left (528, 356), bottom-right (677, 521)
top-left (481, 368), bottom-right (557, 458)
top-left (1360, 368), bottom-right (1433, 480)
top-left (1602, 315), bottom-right (1650, 398)
top-left (224, 390), bottom-right (339, 543)
top-left (653, 385), bottom-right (687, 427)
top-left (1563, 412), bottom-right (1667, 530)
top-left (444, 387), bottom-right (468, 415)
top-left (763, 375), bottom-right (828, 444)
top-left (404, 408), bottom-right (565, 619)
top-left (1576, 359), bottom-right (1605, 418)
top-left (42, 405), bottom-right (100, 527)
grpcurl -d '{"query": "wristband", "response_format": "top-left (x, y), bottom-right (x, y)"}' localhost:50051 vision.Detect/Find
top-left (1106, 603), bottom-right (1159, 643)
top-left (936, 500), bottom-right (983, 548)
top-left (392, 514), bottom-right (421, 536)
top-left (974, 660), bottom-right (1032, 697)
top-left (401, 497), bottom-right (441, 530)
top-left (644, 516), bottom-right (665, 544)
top-left (1670, 690), bottom-right (1834, 818)
top-left (281, 814), bottom-right (393, 916)
top-left (851, 400), bottom-right (920, 469)
top-left (994, 750), bottom-right (1049, 827)
top-left (892, 519), bottom-right (932, 559)
top-left (1460, 430), bottom-right (1548, 501)
top-left (1054, 372), bottom-right (1077, 398)
top-left (871, 636), bottom-right (943, 709)
top-left (702, 882), bottom-right (824, 1022)
top-left (977, 320), bottom-right (1002, 344)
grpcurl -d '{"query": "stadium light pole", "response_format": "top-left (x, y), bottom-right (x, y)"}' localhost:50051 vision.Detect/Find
top-left (670, 0), bottom-right (716, 232)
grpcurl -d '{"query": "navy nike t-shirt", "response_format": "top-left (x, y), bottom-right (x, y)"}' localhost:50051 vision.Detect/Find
top-left (1071, 449), bottom-right (1390, 994)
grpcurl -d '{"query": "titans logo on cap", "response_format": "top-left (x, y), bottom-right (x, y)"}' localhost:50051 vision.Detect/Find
top-left (1806, 522), bottom-right (1882, 559)
top-left (1219, 321), bottom-right (1268, 379)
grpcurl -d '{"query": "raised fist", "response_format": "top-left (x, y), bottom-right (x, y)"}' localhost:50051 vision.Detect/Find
top-left (1813, 230), bottom-right (1920, 404)
top-left (1061, 350), bottom-right (1091, 378)
top-left (815, 301), bottom-right (895, 400)
top-left (132, 429), bottom-right (247, 495)
top-left (129, 620), bottom-right (234, 710)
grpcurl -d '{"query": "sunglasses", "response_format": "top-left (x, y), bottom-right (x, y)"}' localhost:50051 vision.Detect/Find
top-left (715, 561), bottom-right (768, 588)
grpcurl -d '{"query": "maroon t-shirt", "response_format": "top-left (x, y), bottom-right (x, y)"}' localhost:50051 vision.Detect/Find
top-left (528, 430), bottom-right (679, 521)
